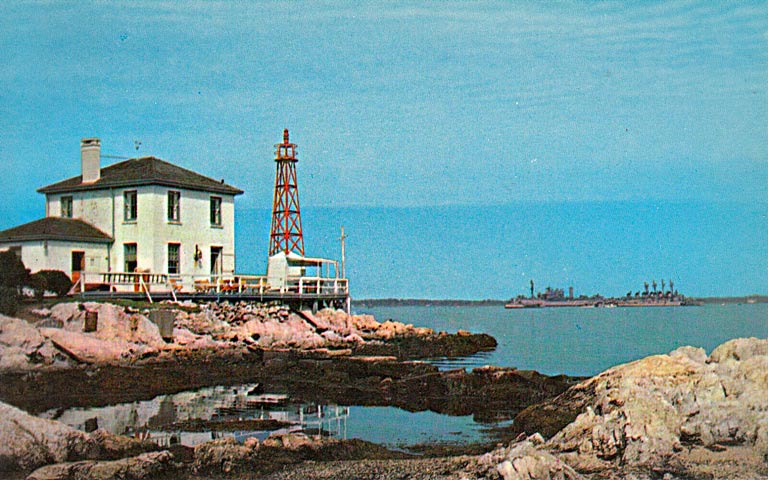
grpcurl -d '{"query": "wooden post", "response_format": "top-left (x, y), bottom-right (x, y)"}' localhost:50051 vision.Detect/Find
top-left (339, 226), bottom-right (347, 279)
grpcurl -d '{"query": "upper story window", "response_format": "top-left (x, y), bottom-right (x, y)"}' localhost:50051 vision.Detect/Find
top-left (124, 190), bottom-right (137, 222)
top-left (167, 191), bottom-right (181, 222)
top-left (60, 196), bottom-right (73, 218)
top-left (210, 196), bottom-right (222, 226)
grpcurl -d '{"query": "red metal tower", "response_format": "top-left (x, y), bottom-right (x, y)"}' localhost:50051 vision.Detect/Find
top-left (269, 129), bottom-right (305, 256)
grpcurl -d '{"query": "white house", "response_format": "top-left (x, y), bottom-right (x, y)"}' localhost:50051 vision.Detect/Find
top-left (0, 138), bottom-right (243, 285)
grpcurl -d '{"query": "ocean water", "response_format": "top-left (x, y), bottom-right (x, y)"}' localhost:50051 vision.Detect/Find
top-left (44, 303), bottom-right (768, 447)
top-left (362, 303), bottom-right (768, 376)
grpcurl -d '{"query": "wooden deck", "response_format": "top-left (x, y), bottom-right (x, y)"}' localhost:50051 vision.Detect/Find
top-left (71, 271), bottom-right (350, 311)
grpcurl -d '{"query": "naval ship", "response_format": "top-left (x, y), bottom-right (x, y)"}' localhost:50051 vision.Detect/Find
top-left (505, 280), bottom-right (687, 308)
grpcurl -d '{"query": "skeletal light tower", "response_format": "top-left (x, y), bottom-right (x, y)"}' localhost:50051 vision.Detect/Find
top-left (269, 129), bottom-right (305, 256)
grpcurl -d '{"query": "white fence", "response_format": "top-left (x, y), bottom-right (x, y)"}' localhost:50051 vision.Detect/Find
top-left (71, 271), bottom-right (348, 303)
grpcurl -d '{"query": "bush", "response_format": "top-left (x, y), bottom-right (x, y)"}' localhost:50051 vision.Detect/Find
top-left (27, 272), bottom-right (48, 301)
top-left (33, 270), bottom-right (73, 297)
top-left (0, 286), bottom-right (19, 316)
top-left (0, 251), bottom-right (28, 291)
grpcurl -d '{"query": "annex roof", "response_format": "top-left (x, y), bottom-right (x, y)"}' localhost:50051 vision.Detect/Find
top-left (37, 156), bottom-right (244, 195)
top-left (0, 217), bottom-right (113, 244)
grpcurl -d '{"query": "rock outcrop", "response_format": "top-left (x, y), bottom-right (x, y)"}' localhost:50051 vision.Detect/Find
top-left (0, 401), bottom-right (97, 471)
top-left (2, 301), bottom-right (483, 373)
top-left (0, 315), bottom-right (63, 371)
top-left (25, 451), bottom-right (175, 480)
top-left (472, 434), bottom-right (582, 480)
top-left (0, 400), bottom-right (159, 474)
top-left (502, 337), bottom-right (768, 479)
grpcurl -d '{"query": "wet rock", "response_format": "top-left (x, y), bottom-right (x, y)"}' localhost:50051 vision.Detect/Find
top-left (88, 430), bottom-right (158, 460)
top-left (193, 438), bottom-right (255, 473)
top-left (0, 401), bottom-right (97, 472)
top-left (262, 433), bottom-right (318, 449)
top-left (25, 451), bottom-right (175, 480)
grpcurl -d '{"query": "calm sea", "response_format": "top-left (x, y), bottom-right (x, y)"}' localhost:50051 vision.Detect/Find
top-left (42, 303), bottom-right (768, 448)
top-left (362, 302), bottom-right (768, 376)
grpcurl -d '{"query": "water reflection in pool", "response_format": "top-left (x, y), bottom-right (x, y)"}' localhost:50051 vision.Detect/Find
top-left (40, 384), bottom-right (351, 448)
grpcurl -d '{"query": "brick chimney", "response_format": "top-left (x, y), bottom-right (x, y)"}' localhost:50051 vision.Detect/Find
top-left (81, 138), bottom-right (101, 183)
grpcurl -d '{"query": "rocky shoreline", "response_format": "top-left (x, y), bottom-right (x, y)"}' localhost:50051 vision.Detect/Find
top-left (1, 301), bottom-right (767, 479)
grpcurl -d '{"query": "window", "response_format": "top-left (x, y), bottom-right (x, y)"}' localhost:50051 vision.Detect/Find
top-left (167, 191), bottom-right (181, 222)
top-left (210, 246), bottom-right (222, 275)
top-left (124, 191), bottom-right (137, 221)
top-left (210, 196), bottom-right (222, 226)
top-left (61, 196), bottom-right (73, 218)
top-left (124, 243), bottom-right (137, 272)
top-left (168, 243), bottom-right (180, 274)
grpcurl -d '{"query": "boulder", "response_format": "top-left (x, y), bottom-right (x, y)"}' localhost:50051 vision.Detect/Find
top-left (49, 303), bottom-right (81, 324)
top-left (0, 401), bottom-right (97, 472)
top-left (193, 438), bottom-right (255, 474)
top-left (236, 315), bottom-right (326, 349)
top-left (709, 337), bottom-right (768, 363)
top-left (64, 303), bottom-right (165, 349)
top-left (536, 338), bottom-right (768, 475)
top-left (669, 345), bottom-right (707, 364)
top-left (0, 315), bottom-right (46, 356)
top-left (473, 436), bottom-right (582, 480)
top-left (41, 328), bottom-right (154, 364)
top-left (262, 433), bottom-right (317, 449)
top-left (349, 313), bottom-right (380, 332)
top-left (0, 315), bottom-right (60, 371)
top-left (25, 451), bottom-right (174, 480)
top-left (88, 430), bottom-right (158, 461)
top-left (314, 309), bottom-right (352, 336)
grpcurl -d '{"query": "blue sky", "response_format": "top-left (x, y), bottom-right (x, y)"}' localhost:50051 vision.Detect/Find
top-left (1, 1), bottom-right (766, 297)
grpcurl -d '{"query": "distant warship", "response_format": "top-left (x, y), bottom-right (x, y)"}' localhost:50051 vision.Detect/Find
top-left (505, 280), bottom-right (687, 308)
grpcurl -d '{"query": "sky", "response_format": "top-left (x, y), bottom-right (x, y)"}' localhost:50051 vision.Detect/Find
top-left (1, 1), bottom-right (766, 298)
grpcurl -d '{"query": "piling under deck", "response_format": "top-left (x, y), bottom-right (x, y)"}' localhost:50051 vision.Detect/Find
top-left (76, 290), bottom-right (350, 312)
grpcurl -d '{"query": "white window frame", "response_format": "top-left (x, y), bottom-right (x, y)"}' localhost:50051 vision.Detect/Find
top-left (124, 191), bottom-right (137, 222)
top-left (210, 196), bottom-right (222, 226)
top-left (60, 196), bottom-right (73, 218)
top-left (168, 243), bottom-right (180, 274)
top-left (124, 243), bottom-right (137, 272)
top-left (167, 191), bottom-right (181, 223)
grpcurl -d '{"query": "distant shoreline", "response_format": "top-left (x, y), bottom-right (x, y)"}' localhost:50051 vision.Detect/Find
top-left (353, 296), bottom-right (768, 308)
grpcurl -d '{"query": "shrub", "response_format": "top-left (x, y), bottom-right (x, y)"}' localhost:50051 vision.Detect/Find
top-left (0, 251), bottom-right (28, 291)
top-left (0, 286), bottom-right (19, 316)
top-left (27, 272), bottom-right (48, 301)
top-left (34, 270), bottom-right (73, 297)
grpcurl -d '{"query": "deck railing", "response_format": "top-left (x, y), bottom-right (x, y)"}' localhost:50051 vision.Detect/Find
top-left (75, 271), bottom-right (348, 303)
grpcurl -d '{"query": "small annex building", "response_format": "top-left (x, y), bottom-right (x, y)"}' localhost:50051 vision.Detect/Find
top-left (0, 138), bottom-right (243, 285)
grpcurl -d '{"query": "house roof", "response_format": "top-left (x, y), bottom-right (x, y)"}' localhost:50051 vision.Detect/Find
top-left (0, 217), bottom-right (113, 244)
top-left (37, 156), bottom-right (244, 195)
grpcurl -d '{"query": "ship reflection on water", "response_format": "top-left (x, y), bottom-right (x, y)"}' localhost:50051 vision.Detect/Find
top-left (39, 384), bottom-right (350, 448)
